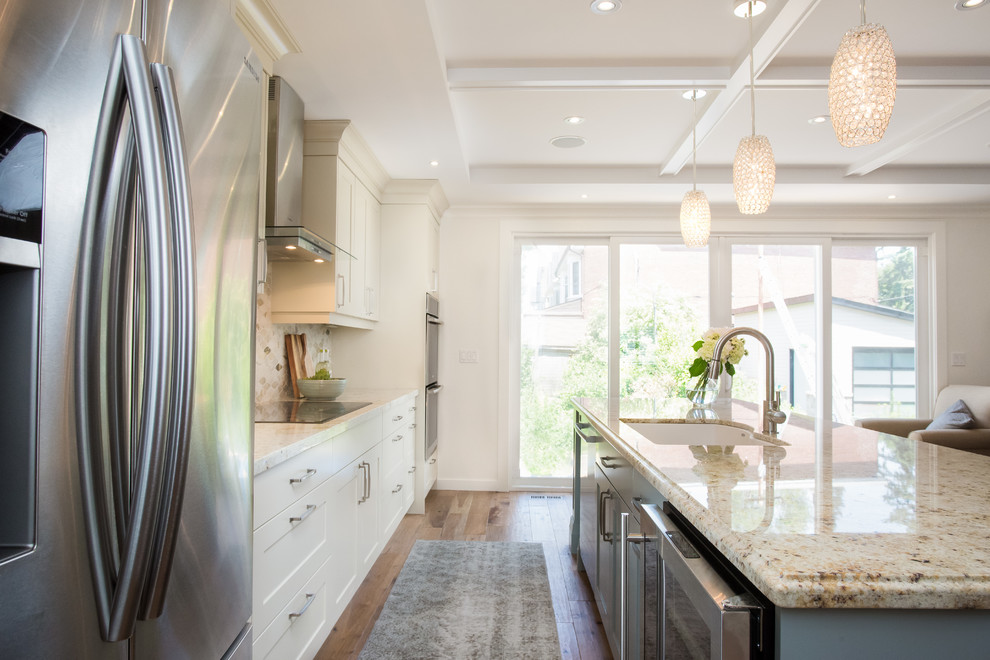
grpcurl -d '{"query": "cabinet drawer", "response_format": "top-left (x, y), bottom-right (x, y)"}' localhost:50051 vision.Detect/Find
top-left (254, 440), bottom-right (334, 529)
top-left (425, 450), bottom-right (438, 491)
top-left (382, 424), bottom-right (408, 475)
top-left (332, 413), bottom-right (382, 474)
top-left (380, 462), bottom-right (411, 539)
top-left (253, 555), bottom-right (333, 660)
top-left (253, 477), bottom-right (333, 634)
top-left (383, 395), bottom-right (416, 438)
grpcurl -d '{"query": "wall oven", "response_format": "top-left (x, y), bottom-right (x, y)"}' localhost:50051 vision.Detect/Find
top-left (638, 501), bottom-right (772, 660)
top-left (425, 293), bottom-right (442, 458)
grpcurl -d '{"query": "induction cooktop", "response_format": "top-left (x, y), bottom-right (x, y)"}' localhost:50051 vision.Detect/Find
top-left (255, 400), bottom-right (372, 424)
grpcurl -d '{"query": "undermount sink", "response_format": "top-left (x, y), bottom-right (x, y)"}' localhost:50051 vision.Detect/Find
top-left (622, 421), bottom-right (774, 446)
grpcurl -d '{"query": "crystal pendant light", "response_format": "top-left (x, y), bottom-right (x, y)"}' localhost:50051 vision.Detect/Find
top-left (732, 0), bottom-right (775, 215)
top-left (828, 0), bottom-right (896, 147)
top-left (680, 91), bottom-right (711, 248)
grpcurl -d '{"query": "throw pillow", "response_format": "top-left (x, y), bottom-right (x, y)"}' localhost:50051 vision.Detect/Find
top-left (926, 399), bottom-right (976, 430)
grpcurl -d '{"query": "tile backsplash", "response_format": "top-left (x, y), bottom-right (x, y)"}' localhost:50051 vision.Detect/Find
top-left (255, 282), bottom-right (332, 404)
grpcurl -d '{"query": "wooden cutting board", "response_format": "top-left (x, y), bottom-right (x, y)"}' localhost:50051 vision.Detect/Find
top-left (285, 333), bottom-right (309, 398)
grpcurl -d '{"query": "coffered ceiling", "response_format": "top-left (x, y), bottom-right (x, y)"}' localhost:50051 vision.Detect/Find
top-left (268, 0), bottom-right (990, 210)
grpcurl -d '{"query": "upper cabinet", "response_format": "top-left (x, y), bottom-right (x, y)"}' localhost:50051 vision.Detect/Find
top-left (270, 120), bottom-right (387, 328)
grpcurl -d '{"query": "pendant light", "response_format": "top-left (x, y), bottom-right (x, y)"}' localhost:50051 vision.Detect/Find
top-left (680, 90), bottom-right (711, 248)
top-left (828, 0), bottom-right (896, 147)
top-left (732, 0), bottom-right (775, 215)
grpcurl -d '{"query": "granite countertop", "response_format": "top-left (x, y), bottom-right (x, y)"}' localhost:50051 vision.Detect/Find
top-left (254, 387), bottom-right (418, 475)
top-left (573, 396), bottom-right (990, 610)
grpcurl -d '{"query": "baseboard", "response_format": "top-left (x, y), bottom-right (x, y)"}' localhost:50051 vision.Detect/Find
top-left (433, 478), bottom-right (504, 491)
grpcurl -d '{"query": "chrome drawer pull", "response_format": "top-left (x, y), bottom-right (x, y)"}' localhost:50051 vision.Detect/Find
top-left (408, 467), bottom-right (416, 474)
top-left (392, 435), bottom-right (403, 443)
top-left (392, 415), bottom-right (403, 422)
top-left (289, 468), bottom-right (317, 484)
top-left (408, 423), bottom-right (417, 429)
top-left (288, 593), bottom-right (316, 622)
top-left (392, 484), bottom-right (403, 494)
top-left (429, 458), bottom-right (437, 465)
top-left (600, 456), bottom-right (620, 469)
top-left (289, 504), bottom-right (317, 524)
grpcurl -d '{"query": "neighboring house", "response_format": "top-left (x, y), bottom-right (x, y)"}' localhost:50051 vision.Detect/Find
top-left (734, 296), bottom-right (915, 423)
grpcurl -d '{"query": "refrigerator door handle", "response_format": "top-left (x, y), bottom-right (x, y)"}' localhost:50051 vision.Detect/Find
top-left (139, 62), bottom-right (197, 621)
top-left (75, 34), bottom-right (174, 643)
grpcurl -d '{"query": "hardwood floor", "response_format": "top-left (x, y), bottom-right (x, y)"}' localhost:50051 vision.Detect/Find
top-left (315, 490), bottom-right (613, 660)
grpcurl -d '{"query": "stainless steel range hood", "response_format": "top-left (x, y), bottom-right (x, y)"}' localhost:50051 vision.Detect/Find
top-left (264, 76), bottom-right (339, 263)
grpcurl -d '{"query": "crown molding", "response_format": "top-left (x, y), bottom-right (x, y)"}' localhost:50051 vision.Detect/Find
top-left (233, 0), bottom-right (300, 70)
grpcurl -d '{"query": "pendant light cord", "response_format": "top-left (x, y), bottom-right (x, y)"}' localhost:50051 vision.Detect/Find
top-left (860, 0), bottom-right (867, 25)
top-left (691, 92), bottom-right (698, 192)
top-left (748, 1), bottom-right (756, 137)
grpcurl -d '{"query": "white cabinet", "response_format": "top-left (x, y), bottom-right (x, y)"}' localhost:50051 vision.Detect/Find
top-left (379, 395), bottom-right (416, 539)
top-left (328, 182), bottom-right (448, 516)
top-left (269, 120), bottom-right (387, 328)
top-left (252, 393), bottom-right (416, 658)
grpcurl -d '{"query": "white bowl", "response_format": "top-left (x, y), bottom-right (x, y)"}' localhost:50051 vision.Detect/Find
top-left (297, 377), bottom-right (347, 400)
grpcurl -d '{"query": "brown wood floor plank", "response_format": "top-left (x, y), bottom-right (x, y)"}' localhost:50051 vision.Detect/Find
top-left (570, 598), bottom-right (613, 660)
top-left (558, 622), bottom-right (581, 659)
top-left (464, 491), bottom-right (493, 536)
top-left (425, 490), bottom-right (453, 528)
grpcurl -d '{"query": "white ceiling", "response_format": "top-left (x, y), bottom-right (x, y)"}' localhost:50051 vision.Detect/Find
top-left (269, 0), bottom-right (990, 211)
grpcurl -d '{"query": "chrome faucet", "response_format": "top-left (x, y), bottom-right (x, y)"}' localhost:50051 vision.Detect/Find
top-left (708, 327), bottom-right (787, 435)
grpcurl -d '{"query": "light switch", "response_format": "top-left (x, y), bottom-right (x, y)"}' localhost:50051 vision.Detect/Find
top-left (951, 352), bottom-right (967, 367)
top-left (459, 349), bottom-right (479, 364)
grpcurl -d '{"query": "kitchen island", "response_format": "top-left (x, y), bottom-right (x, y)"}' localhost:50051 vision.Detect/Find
top-left (573, 396), bottom-right (990, 658)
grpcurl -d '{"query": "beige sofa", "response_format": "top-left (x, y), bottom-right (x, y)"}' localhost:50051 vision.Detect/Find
top-left (855, 384), bottom-right (990, 456)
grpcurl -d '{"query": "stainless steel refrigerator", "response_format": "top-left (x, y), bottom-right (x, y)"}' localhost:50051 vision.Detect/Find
top-left (0, 0), bottom-right (260, 657)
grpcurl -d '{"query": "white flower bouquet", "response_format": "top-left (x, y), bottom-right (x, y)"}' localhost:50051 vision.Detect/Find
top-left (687, 327), bottom-right (748, 401)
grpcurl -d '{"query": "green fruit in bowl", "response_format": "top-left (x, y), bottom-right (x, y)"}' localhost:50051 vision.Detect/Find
top-left (309, 368), bottom-right (333, 380)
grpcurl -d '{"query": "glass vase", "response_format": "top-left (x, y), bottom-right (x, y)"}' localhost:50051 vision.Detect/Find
top-left (687, 376), bottom-right (719, 408)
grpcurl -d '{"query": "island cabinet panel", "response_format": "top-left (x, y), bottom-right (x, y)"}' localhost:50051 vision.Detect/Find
top-left (777, 608), bottom-right (990, 659)
top-left (575, 408), bottom-right (660, 660)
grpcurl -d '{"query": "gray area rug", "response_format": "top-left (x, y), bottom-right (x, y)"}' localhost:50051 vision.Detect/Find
top-left (358, 540), bottom-right (561, 660)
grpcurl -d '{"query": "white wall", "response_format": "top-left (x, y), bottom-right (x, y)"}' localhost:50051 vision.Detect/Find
top-left (436, 214), bottom-right (503, 490)
top-left (436, 205), bottom-right (990, 491)
top-left (944, 216), bottom-right (990, 382)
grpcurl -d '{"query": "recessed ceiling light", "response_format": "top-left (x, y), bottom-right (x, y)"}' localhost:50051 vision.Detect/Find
top-left (733, 0), bottom-right (767, 18)
top-left (681, 89), bottom-right (707, 100)
top-left (285, 245), bottom-right (297, 250)
top-left (590, 0), bottom-right (621, 15)
top-left (564, 116), bottom-right (585, 125)
top-left (550, 135), bottom-right (587, 149)
top-left (809, 114), bottom-right (830, 124)
top-left (429, 160), bottom-right (439, 167)
top-left (580, 194), bottom-right (589, 199)
top-left (956, 0), bottom-right (987, 10)
top-left (314, 258), bottom-right (325, 263)
top-left (888, 194), bottom-right (897, 200)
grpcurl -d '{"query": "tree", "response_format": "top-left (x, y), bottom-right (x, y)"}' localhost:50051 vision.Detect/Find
top-left (877, 247), bottom-right (915, 314)
top-left (519, 287), bottom-right (704, 477)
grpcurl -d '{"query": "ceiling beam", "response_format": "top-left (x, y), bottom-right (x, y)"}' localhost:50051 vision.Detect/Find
top-left (446, 65), bottom-right (730, 91)
top-left (846, 94), bottom-right (990, 176)
top-left (469, 164), bottom-right (990, 185)
top-left (660, 0), bottom-right (823, 176)
top-left (760, 63), bottom-right (990, 90)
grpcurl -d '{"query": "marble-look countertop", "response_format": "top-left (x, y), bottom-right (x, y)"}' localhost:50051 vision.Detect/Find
top-left (574, 397), bottom-right (990, 610)
top-left (254, 388), bottom-right (418, 475)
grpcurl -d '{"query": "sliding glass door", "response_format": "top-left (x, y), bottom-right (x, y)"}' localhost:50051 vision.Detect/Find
top-left (517, 242), bottom-right (608, 483)
top-left (509, 232), bottom-right (929, 488)
top-left (619, 242), bottom-right (709, 399)
top-left (832, 243), bottom-right (924, 423)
